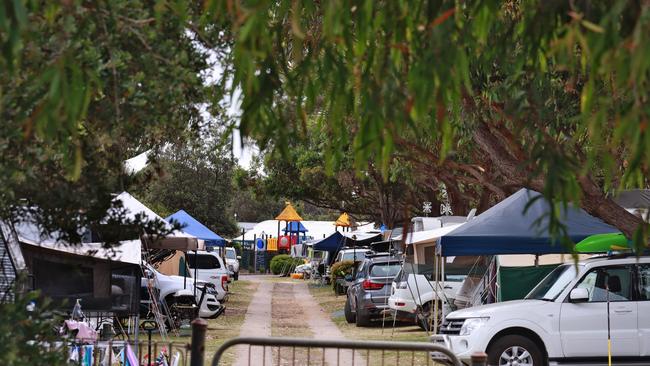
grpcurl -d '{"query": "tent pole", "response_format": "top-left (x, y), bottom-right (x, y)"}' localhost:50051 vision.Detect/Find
top-left (194, 251), bottom-right (198, 299)
top-left (184, 251), bottom-right (187, 289)
top-left (438, 256), bottom-right (446, 334)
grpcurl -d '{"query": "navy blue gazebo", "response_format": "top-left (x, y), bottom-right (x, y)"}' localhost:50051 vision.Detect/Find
top-left (439, 189), bottom-right (620, 256)
top-left (166, 210), bottom-right (226, 247)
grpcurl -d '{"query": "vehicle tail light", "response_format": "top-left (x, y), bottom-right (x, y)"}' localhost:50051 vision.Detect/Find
top-left (395, 301), bottom-right (406, 307)
top-left (362, 279), bottom-right (384, 290)
top-left (221, 276), bottom-right (228, 291)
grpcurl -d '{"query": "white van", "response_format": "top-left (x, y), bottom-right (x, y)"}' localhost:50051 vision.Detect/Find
top-left (186, 250), bottom-right (229, 302)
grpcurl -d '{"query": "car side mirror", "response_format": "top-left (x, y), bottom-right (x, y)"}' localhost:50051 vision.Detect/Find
top-left (569, 288), bottom-right (589, 303)
top-left (236, 256), bottom-right (241, 260)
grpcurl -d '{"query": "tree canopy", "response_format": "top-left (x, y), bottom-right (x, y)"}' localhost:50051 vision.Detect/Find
top-left (210, 0), bottom-right (650, 247)
top-left (2, 0), bottom-right (650, 250)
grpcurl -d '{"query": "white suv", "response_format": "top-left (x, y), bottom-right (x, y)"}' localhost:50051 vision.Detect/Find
top-left (224, 247), bottom-right (241, 280)
top-left (186, 250), bottom-right (229, 302)
top-left (389, 268), bottom-right (465, 330)
top-left (432, 255), bottom-right (650, 366)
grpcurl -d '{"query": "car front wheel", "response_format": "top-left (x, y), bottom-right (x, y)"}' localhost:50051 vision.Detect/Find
top-left (487, 334), bottom-right (545, 366)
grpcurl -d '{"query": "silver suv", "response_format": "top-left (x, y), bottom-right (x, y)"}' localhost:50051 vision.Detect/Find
top-left (344, 254), bottom-right (402, 326)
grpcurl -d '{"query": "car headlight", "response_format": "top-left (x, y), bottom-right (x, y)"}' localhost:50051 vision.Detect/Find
top-left (459, 317), bottom-right (489, 336)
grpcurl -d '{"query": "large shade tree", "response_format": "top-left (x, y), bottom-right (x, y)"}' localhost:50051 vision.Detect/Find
top-left (209, 0), bottom-right (650, 248)
top-left (0, 1), bottom-right (229, 242)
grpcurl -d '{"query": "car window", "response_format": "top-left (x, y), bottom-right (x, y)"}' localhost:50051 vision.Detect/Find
top-left (187, 254), bottom-right (221, 269)
top-left (638, 264), bottom-right (650, 301)
top-left (342, 251), bottom-right (366, 262)
top-left (225, 249), bottom-right (236, 259)
top-left (369, 262), bottom-right (401, 278)
top-left (575, 265), bottom-right (632, 302)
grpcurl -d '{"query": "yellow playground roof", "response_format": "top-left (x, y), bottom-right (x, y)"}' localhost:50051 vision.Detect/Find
top-left (275, 202), bottom-right (303, 222)
top-left (334, 212), bottom-right (352, 227)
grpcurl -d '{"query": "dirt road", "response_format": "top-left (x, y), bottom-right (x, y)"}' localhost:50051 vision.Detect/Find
top-left (232, 275), bottom-right (363, 366)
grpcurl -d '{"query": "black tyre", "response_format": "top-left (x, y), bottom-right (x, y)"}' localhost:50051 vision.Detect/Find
top-left (487, 334), bottom-right (545, 366)
top-left (344, 297), bottom-right (356, 324)
top-left (233, 271), bottom-right (239, 281)
top-left (355, 300), bottom-right (371, 327)
top-left (417, 302), bottom-right (442, 332)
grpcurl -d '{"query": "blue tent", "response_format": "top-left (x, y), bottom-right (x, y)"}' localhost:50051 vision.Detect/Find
top-left (166, 210), bottom-right (226, 247)
top-left (282, 221), bottom-right (308, 233)
top-left (439, 189), bottom-right (620, 256)
top-left (312, 231), bottom-right (344, 252)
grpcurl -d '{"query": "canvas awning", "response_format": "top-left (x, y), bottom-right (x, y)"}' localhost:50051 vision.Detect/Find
top-left (439, 189), bottom-right (620, 256)
top-left (399, 224), bottom-right (463, 246)
top-left (116, 192), bottom-right (199, 251)
top-left (12, 219), bottom-right (141, 265)
top-left (166, 210), bottom-right (226, 247)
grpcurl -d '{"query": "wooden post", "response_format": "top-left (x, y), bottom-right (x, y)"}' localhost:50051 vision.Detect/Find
top-left (470, 352), bottom-right (487, 366)
top-left (190, 318), bottom-right (208, 366)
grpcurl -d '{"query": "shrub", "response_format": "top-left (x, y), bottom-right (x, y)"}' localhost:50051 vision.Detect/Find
top-left (270, 254), bottom-right (304, 275)
top-left (330, 260), bottom-right (355, 279)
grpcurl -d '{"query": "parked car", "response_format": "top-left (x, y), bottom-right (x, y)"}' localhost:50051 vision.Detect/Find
top-left (344, 254), bottom-right (402, 326)
top-left (224, 247), bottom-right (241, 280)
top-left (388, 267), bottom-right (465, 330)
top-left (330, 248), bottom-right (370, 294)
top-left (140, 264), bottom-right (223, 329)
top-left (186, 250), bottom-right (229, 302)
top-left (432, 255), bottom-right (650, 366)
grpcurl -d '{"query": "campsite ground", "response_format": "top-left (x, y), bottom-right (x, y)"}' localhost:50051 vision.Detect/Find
top-left (218, 275), bottom-right (436, 365)
top-left (150, 275), bottom-right (438, 365)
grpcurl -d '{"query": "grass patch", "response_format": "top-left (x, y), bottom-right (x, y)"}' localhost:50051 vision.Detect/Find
top-left (308, 281), bottom-right (440, 366)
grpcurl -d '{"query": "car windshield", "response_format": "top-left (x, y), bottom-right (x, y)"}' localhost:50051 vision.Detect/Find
top-left (526, 264), bottom-right (581, 301)
top-left (225, 250), bottom-right (236, 259)
top-left (341, 251), bottom-right (366, 261)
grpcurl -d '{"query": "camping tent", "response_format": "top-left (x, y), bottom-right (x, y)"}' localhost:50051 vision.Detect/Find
top-left (440, 189), bottom-right (619, 256)
top-left (166, 210), bottom-right (226, 247)
top-left (312, 231), bottom-right (344, 252)
top-left (116, 192), bottom-right (199, 251)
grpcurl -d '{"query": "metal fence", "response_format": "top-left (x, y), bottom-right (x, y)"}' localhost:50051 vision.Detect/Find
top-left (210, 336), bottom-right (463, 366)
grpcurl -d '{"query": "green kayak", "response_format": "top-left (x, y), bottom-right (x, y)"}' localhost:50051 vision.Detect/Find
top-left (575, 233), bottom-right (630, 253)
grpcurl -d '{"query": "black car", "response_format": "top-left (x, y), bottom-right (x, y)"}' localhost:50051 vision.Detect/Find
top-left (344, 254), bottom-right (402, 326)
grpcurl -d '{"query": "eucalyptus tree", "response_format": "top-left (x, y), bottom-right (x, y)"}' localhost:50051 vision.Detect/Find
top-left (211, 0), bottom-right (650, 247)
top-left (1, 1), bottom-right (228, 242)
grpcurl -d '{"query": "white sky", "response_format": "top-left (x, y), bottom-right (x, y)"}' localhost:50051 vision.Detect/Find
top-left (125, 37), bottom-right (257, 173)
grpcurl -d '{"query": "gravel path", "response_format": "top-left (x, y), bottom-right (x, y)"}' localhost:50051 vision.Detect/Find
top-left (233, 275), bottom-right (364, 366)
top-left (233, 277), bottom-right (274, 366)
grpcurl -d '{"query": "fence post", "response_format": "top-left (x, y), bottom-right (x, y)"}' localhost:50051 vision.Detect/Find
top-left (470, 352), bottom-right (488, 366)
top-left (190, 318), bottom-right (208, 366)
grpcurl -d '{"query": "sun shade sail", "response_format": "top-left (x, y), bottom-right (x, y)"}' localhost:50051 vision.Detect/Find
top-left (439, 189), bottom-right (620, 256)
top-left (166, 210), bottom-right (226, 247)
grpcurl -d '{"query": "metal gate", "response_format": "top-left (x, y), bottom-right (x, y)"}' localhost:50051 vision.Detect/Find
top-left (210, 336), bottom-right (463, 366)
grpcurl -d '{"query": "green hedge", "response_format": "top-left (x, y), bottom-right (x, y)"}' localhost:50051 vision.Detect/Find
top-left (330, 260), bottom-right (355, 279)
top-left (270, 254), bottom-right (304, 275)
